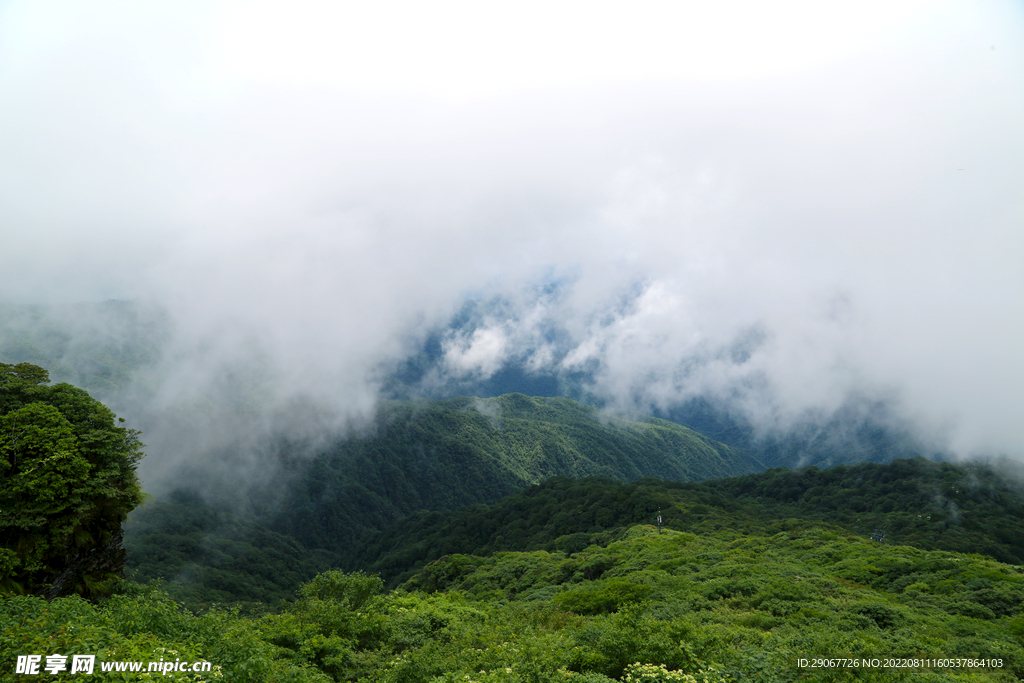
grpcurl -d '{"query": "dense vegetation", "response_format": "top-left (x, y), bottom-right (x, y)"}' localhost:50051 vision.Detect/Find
top-left (345, 458), bottom-right (1024, 589)
top-left (5, 523), bottom-right (1023, 682)
top-left (124, 492), bottom-right (337, 611)
top-left (345, 476), bottom-right (681, 587)
top-left (125, 393), bottom-right (757, 608)
top-left (0, 362), bottom-right (144, 598)
top-left (699, 458), bottom-right (1024, 565)
top-left (127, 457), bottom-right (1024, 610)
top-left (261, 394), bottom-right (760, 551)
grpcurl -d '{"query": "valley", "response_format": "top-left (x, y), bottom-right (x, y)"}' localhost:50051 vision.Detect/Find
top-left (4, 366), bottom-right (1023, 681)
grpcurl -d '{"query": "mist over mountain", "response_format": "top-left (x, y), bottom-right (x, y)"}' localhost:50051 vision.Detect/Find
top-left (1, 297), bottom-right (948, 500)
top-left (121, 390), bottom-right (759, 607)
top-left (2, 3), bottom-right (1023, 491)
top-left (4, 6), bottom-right (1024, 681)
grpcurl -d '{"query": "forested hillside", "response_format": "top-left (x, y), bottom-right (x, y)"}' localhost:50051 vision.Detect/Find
top-left (346, 458), bottom-right (1024, 588)
top-left (126, 456), bottom-right (1024, 612)
top-left (124, 492), bottom-right (337, 611)
top-left (124, 393), bottom-right (758, 607)
top-left (261, 394), bottom-right (761, 551)
top-left (657, 396), bottom-right (938, 470)
top-left (699, 458), bottom-right (1024, 564)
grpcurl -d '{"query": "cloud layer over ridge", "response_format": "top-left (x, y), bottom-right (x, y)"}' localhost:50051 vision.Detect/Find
top-left (1, 1), bottom-right (1022, 471)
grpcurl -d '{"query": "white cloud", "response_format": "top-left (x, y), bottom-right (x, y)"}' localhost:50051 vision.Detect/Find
top-left (442, 327), bottom-right (509, 379)
top-left (0, 0), bottom-right (1022, 469)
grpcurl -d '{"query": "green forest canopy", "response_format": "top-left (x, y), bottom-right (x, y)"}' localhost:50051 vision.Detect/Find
top-left (0, 362), bottom-right (144, 598)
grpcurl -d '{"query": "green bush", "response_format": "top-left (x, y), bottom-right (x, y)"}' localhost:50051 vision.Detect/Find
top-left (554, 579), bottom-right (652, 615)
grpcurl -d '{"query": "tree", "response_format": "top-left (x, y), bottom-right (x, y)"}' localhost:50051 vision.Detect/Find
top-left (0, 362), bottom-right (144, 599)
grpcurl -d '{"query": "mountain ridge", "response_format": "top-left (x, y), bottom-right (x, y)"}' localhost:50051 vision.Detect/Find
top-left (261, 393), bottom-right (763, 551)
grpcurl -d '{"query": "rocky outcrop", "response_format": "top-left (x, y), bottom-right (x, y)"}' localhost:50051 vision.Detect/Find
top-left (38, 526), bottom-right (127, 600)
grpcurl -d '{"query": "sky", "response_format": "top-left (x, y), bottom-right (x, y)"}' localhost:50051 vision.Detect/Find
top-left (1, 0), bottom-right (1023, 468)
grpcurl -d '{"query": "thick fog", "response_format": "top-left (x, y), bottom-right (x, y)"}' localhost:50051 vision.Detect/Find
top-left (1, 1), bottom-right (1022, 484)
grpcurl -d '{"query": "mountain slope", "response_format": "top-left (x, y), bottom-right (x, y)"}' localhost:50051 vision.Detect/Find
top-left (125, 393), bottom-right (760, 608)
top-left (348, 457), bottom-right (1024, 587)
top-left (699, 456), bottom-right (1024, 564)
top-left (265, 393), bottom-right (762, 551)
top-left (125, 493), bottom-right (336, 610)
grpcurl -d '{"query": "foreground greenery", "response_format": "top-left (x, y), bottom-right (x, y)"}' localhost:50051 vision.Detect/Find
top-left (0, 362), bottom-right (144, 598)
top-left (5, 523), bottom-right (1023, 682)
